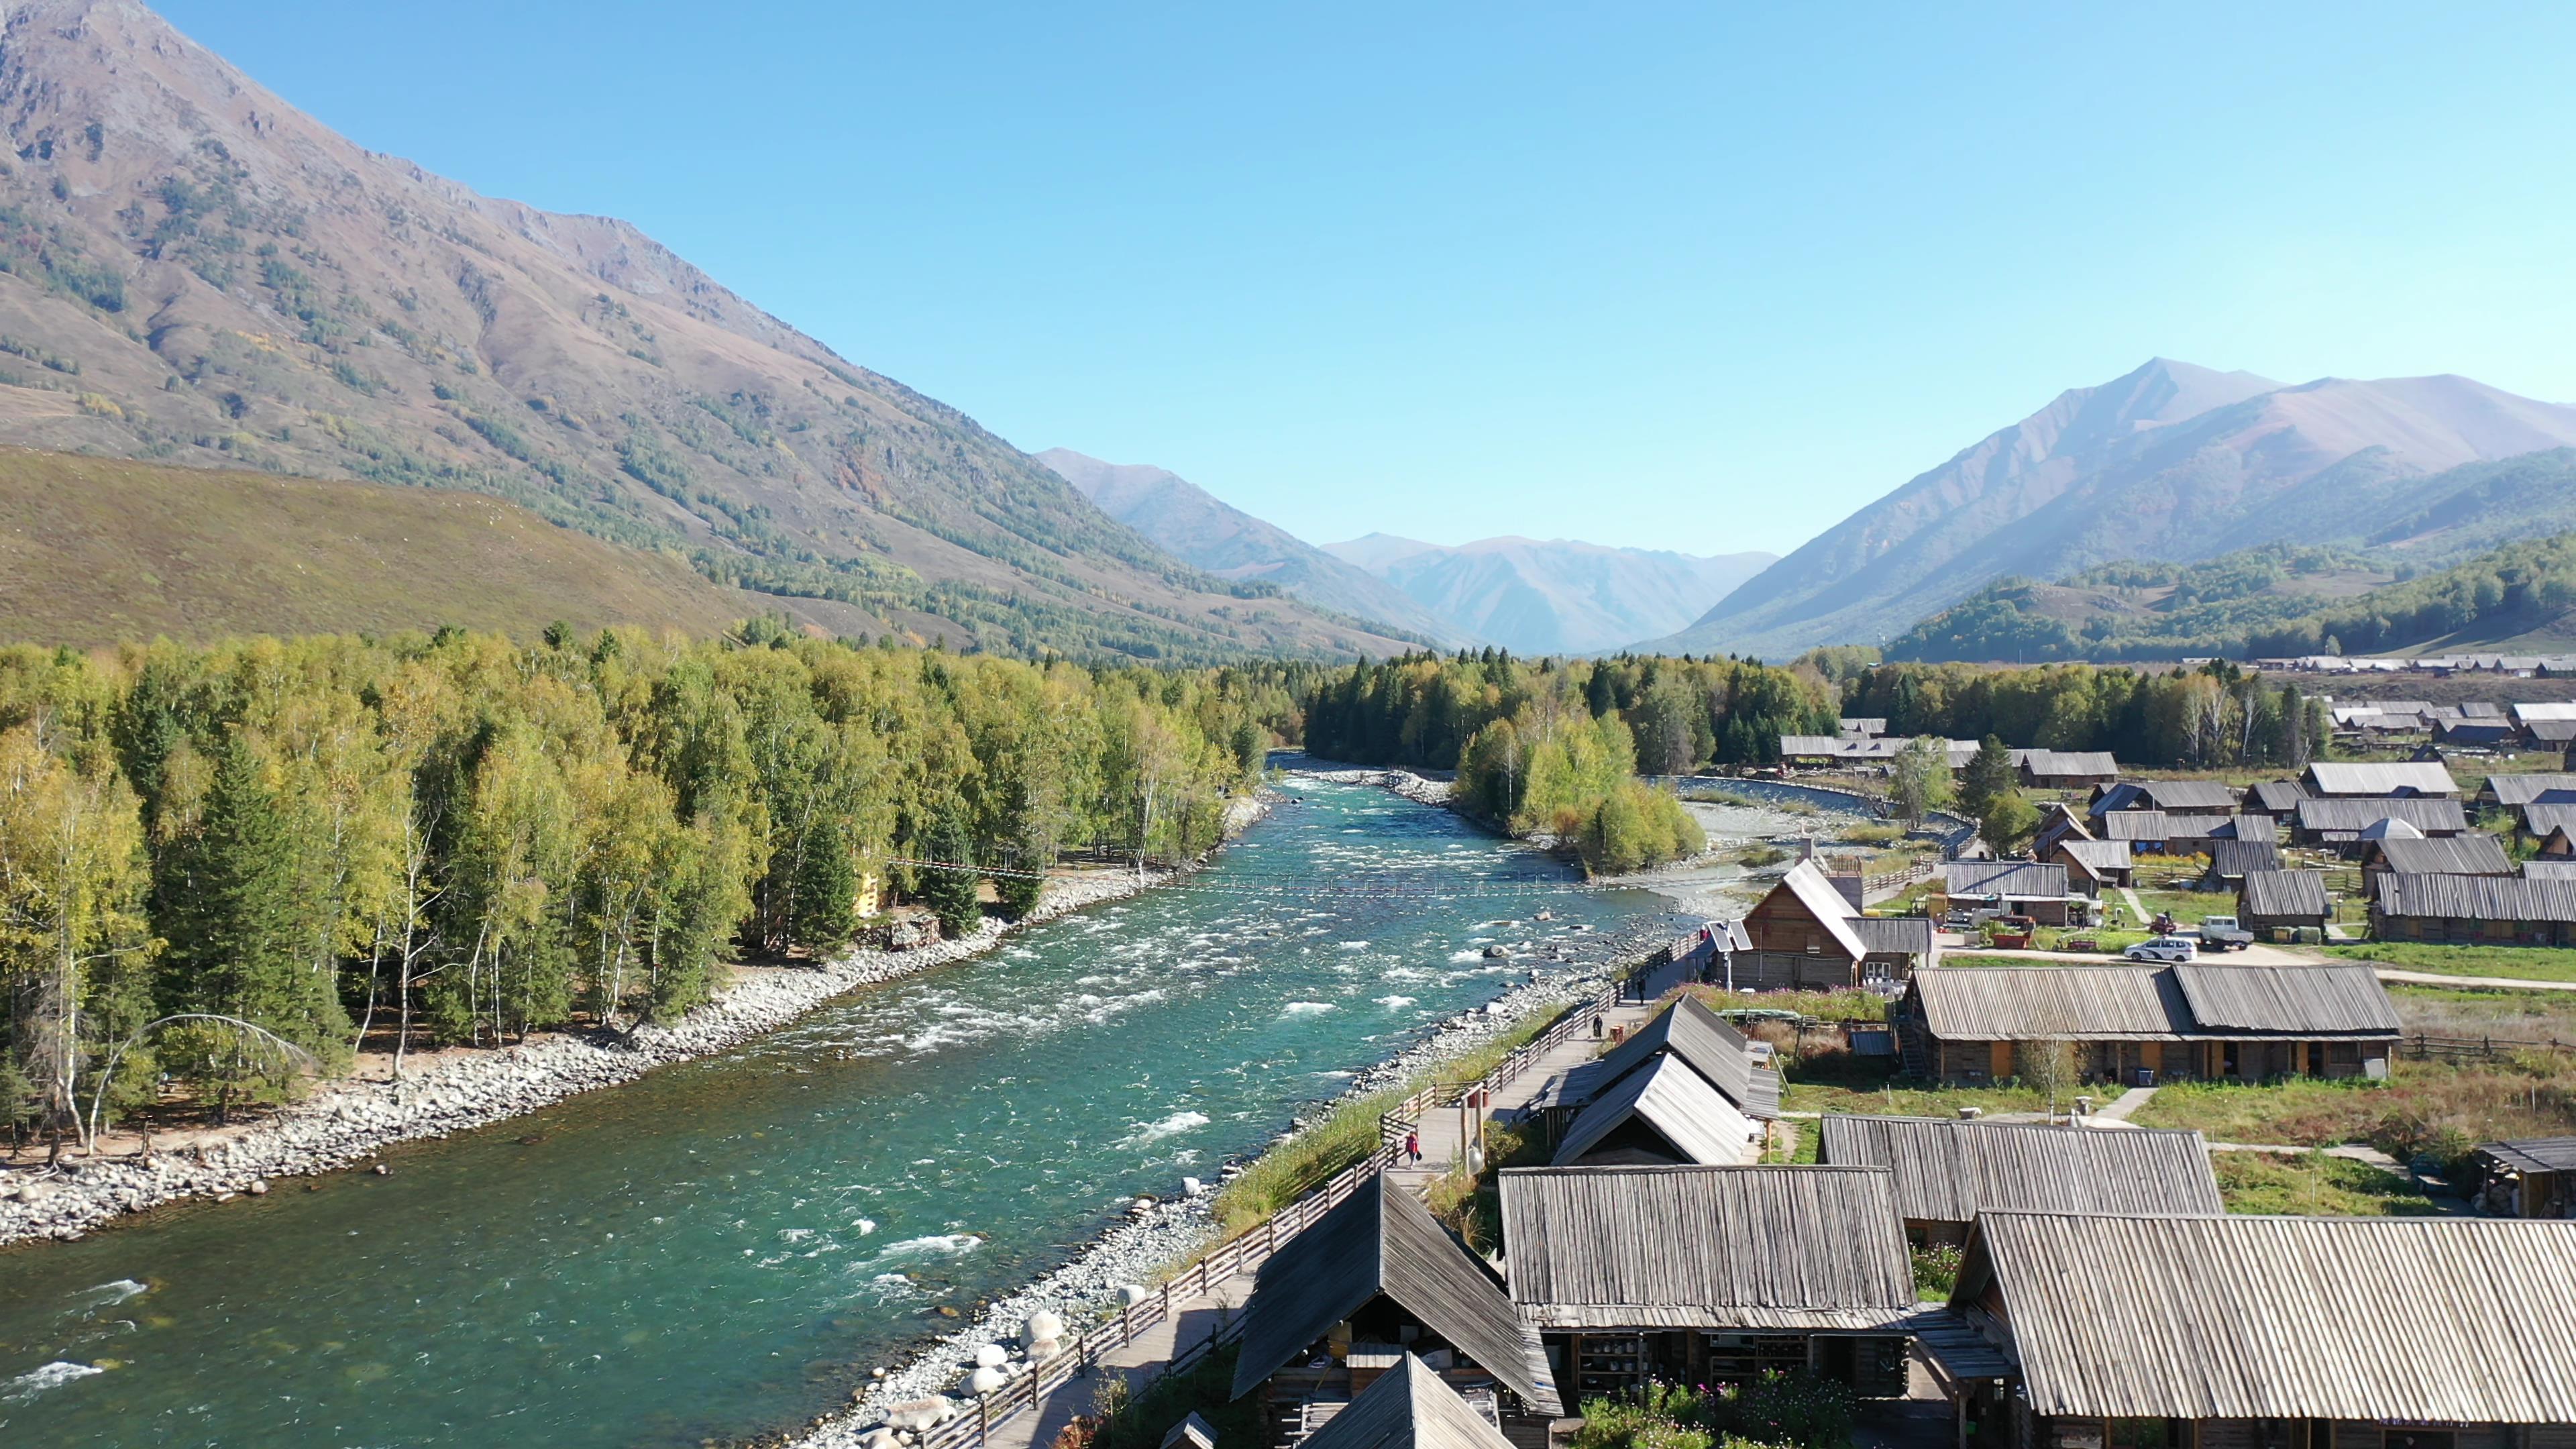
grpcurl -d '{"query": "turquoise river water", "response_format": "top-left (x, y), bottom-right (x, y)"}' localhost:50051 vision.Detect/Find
top-left (0, 782), bottom-right (1674, 1448)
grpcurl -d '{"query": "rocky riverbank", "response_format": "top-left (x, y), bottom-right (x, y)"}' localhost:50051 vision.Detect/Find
top-left (797, 910), bottom-right (1671, 1449)
top-left (0, 832), bottom-right (1270, 1250)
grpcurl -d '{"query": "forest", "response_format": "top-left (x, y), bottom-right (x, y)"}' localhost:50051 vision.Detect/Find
top-left (1297, 651), bottom-right (1839, 871)
top-left (0, 624), bottom-right (1273, 1156)
top-left (1831, 657), bottom-right (2331, 769)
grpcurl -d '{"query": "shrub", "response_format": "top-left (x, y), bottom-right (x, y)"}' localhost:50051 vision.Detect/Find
top-left (1912, 1243), bottom-right (1963, 1299)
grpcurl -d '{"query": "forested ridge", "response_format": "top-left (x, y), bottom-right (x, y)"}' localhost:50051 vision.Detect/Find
top-left (1822, 656), bottom-right (2331, 769)
top-left (0, 625), bottom-right (1273, 1155)
top-left (1297, 651), bottom-right (1839, 873)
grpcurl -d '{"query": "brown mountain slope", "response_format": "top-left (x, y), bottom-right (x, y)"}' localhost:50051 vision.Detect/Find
top-left (0, 448), bottom-right (782, 645)
top-left (0, 0), bottom-right (1409, 660)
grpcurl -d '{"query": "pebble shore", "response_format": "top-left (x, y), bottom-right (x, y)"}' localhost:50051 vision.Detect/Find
top-left (0, 864), bottom-right (1197, 1250)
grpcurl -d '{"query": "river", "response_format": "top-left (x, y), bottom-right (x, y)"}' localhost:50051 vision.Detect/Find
top-left (0, 782), bottom-right (1677, 1448)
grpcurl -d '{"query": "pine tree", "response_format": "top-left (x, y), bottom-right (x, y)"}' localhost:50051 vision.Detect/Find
top-left (918, 808), bottom-right (981, 937)
top-left (1960, 735), bottom-right (2016, 820)
top-left (788, 816), bottom-right (858, 952)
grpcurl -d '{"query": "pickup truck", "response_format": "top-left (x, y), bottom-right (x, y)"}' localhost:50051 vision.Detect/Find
top-left (2197, 915), bottom-right (2256, 952)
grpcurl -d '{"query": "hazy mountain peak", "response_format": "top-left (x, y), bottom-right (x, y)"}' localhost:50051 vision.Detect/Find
top-left (1660, 361), bottom-right (2576, 658)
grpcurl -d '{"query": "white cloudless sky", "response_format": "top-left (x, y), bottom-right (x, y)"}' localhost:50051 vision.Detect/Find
top-left (156, 1), bottom-right (2576, 557)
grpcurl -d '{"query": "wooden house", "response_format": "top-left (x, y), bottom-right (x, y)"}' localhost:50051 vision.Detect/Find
top-left (1921, 1213), bottom-right (2576, 1449)
top-left (1943, 860), bottom-right (2078, 925)
top-left (1892, 963), bottom-right (2401, 1086)
top-left (2526, 859), bottom-right (2576, 880)
top-left (1292, 1353), bottom-right (1519, 1449)
top-left (1837, 717), bottom-right (1888, 738)
top-left (1228, 1175), bottom-right (1560, 1445)
top-left (2521, 803), bottom-right (2576, 852)
top-left (2358, 833), bottom-right (2513, 879)
top-left (2471, 1136), bottom-right (2576, 1220)
top-left (2292, 796), bottom-right (2469, 849)
top-left (1814, 1115), bottom-right (2222, 1245)
top-left (2019, 750), bottom-right (2120, 791)
top-left (2197, 838), bottom-right (2283, 890)
top-left (2102, 812), bottom-right (2273, 856)
top-left (2480, 772), bottom-right (2576, 815)
top-left (2239, 780), bottom-right (2310, 820)
top-left (2237, 869), bottom-right (2330, 936)
top-left (1499, 1165), bottom-right (1918, 1399)
top-left (2032, 802), bottom-right (2093, 857)
top-left (2368, 873), bottom-right (2576, 947)
top-left (2048, 838), bottom-right (2133, 896)
top-left (1549, 1055), bottom-right (1760, 1167)
top-left (1530, 995), bottom-right (1780, 1142)
top-left (2434, 718), bottom-right (2518, 750)
top-left (1737, 859), bottom-right (1940, 989)
top-left (2089, 780), bottom-right (2239, 815)
top-left (2301, 761), bottom-right (2461, 798)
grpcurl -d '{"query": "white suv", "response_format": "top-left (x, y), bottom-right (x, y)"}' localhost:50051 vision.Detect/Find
top-left (2125, 936), bottom-right (2198, 963)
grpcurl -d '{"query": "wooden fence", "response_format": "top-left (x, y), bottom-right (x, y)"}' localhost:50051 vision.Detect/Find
top-left (912, 976), bottom-right (1633, 1449)
top-left (2400, 1032), bottom-right (2576, 1062)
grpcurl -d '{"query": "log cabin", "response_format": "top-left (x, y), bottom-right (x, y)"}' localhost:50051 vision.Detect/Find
top-left (1814, 1114), bottom-right (2221, 1245)
top-left (1735, 858), bottom-right (1940, 989)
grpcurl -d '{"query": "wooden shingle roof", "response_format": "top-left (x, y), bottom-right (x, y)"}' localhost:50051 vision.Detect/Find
top-left (1551, 1054), bottom-right (1758, 1167)
top-left (1229, 1175), bottom-right (1559, 1413)
top-left (1500, 1166), bottom-right (1915, 1332)
top-left (1956, 1212), bottom-right (2576, 1422)
top-left (1296, 1354), bottom-right (1517, 1449)
top-left (2237, 869), bottom-right (2328, 921)
top-left (1903, 964), bottom-right (2398, 1041)
top-left (2479, 1136), bottom-right (2576, 1173)
top-left (2369, 871), bottom-right (2576, 924)
top-left (2361, 834), bottom-right (2513, 876)
top-left (1815, 1116), bottom-right (2222, 1224)
top-left (2486, 773), bottom-right (2576, 807)
top-left (2206, 839), bottom-right (2282, 879)
top-left (2301, 761), bottom-right (2460, 797)
top-left (1547, 995), bottom-right (1780, 1119)
top-left (1943, 861), bottom-right (2069, 898)
top-left (2294, 796), bottom-right (2469, 835)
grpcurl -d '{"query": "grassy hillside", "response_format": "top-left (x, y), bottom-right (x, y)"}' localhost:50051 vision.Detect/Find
top-left (1888, 533), bottom-right (2576, 663)
top-left (0, 449), bottom-right (761, 645)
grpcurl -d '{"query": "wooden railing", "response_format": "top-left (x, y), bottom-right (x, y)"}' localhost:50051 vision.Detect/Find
top-left (914, 975), bottom-right (1635, 1449)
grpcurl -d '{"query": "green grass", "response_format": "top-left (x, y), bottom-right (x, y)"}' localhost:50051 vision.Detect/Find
top-left (1779, 1052), bottom-right (2053, 1116)
top-left (2132, 1057), bottom-right (2576, 1171)
top-left (2325, 942), bottom-right (2576, 983)
top-left (2390, 983), bottom-right (2576, 1038)
top-left (1683, 984), bottom-right (1888, 1021)
top-left (2210, 1150), bottom-right (2445, 1216)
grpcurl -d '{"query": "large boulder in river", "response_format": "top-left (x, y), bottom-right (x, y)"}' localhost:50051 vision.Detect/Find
top-left (885, 1397), bottom-right (955, 1431)
top-left (1020, 1311), bottom-right (1065, 1347)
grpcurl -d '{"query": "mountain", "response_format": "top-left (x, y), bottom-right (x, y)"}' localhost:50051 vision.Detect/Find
top-left (1324, 535), bottom-right (1776, 655)
top-left (0, 0), bottom-right (1415, 661)
top-left (1036, 449), bottom-right (1467, 645)
top-left (1658, 359), bottom-right (2576, 657)
top-left (0, 448), bottom-right (777, 645)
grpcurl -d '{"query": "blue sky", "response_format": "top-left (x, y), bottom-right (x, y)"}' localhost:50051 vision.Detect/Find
top-left (157, 1), bottom-right (2576, 557)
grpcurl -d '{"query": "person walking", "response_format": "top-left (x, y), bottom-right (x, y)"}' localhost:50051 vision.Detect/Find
top-left (1404, 1130), bottom-right (1420, 1165)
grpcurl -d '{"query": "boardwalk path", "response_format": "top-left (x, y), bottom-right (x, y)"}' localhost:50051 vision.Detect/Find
top-left (978, 963), bottom-right (1691, 1449)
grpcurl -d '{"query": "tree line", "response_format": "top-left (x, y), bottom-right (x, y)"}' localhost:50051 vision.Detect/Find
top-left (0, 626), bottom-right (1267, 1156)
top-left (1831, 658), bottom-right (2330, 770)
top-left (1297, 651), bottom-right (1843, 872)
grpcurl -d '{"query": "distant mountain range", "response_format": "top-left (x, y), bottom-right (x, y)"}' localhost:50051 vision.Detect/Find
top-left (1037, 449), bottom-right (1470, 646)
top-left (0, 0), bottom-right (1415, 661)
top-left (1041, 449), bottom-right (1772, 654)
top-left (1656, 359), bottom-right (2576, 658)
top-left (1322, 534), bottom-right (1775, 655)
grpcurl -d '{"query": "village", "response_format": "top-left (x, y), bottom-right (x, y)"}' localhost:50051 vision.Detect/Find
top-left (857, 702), bottom-right (2576, 1449)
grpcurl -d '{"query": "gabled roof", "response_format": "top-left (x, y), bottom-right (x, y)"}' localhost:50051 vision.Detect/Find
top-left (1299, 1354), bottom-right (1517, 1449)
top-left (2242, 780), bottom-right (2310, 814)
top-left (1849, 914), bottom-right (1937, 961)
top-left (1837, 717), bottom-right (1887, 736)
top-left (2294, 796), bottom-right (2469, 834)
top-left (1903, 964), bottom-right (2398, 1041)
top-left (2522, 859), bottom-right (2576, 879)
top-left (2512, 702), bottom-right (2576, 726)
top-left (2205, 839), bottom-right (2282, 879)
top-left (1815, 1116), bottom-right (2222, 1224)
top-left (2479, 1136), bottom-right (2576, 1173)
top-left (1942, 860), bottom-right (2068, 898)
top-left (1953, 1213), bottom-right (2576, 1422)
top-left (2022, 749), bottom-right (2118, 778)
top-left (2122, 780), bottom-right (2239, 812)
top-left (2361, 834), bottom-right (2512, 875)
top-left (2369, 871), bottom-right (2576, 925)
top-left (1228, 1175), bottom-right (1558, 1412)
top-left (2238, 869), bottom-right (2329, 922)
top-left (2490, 772), bottom-right (2576, 806)
top-left (1552, 1055), bottom-right (1758, 1167)
top-left (2301, 761), bottom-right (2459, 797)
top-left (2100, 811), bottom-right (2230, 843)
top-left (2526, 718), bottom-right (2576, 745)
top-left (2524, 802), bottom-right (2576, 839)
top-left (1500, 1166), bottom-right (1916, 1332)
top-left (1769, 858), bottom-right (1869, 963)
top-left (1548, 995), bottom-right (1780, 1119)
top-left (2050, 839), bottom-right (2133, 878)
